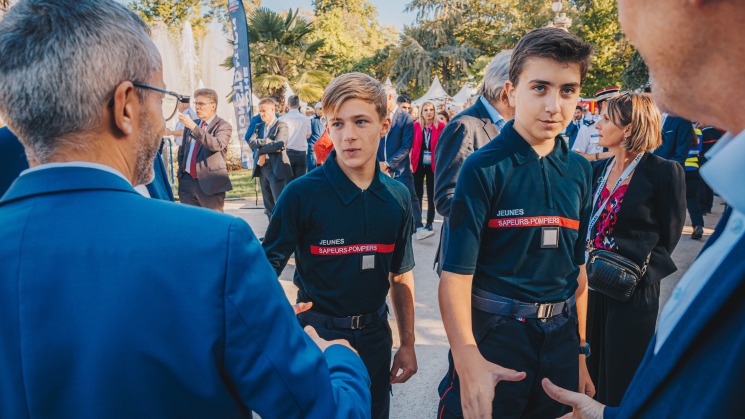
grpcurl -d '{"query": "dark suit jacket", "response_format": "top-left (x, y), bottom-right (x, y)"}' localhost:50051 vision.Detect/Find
top-left (177, 116), bottom-right (233, 195)
top-left (0, 127), bottom-right (28, 196)
top-left (433, 97), bottom-right (502, 218)
top-left (591, 153), bottom-right (686, 286)
top-left (0, 166), bottom-right (370, 418)
top-left (377, 108), bottom-right (414, 178)
top-left (653, 115), bottom-right (694, 166)
top-left (604, 208), bottom-right (745, 418)
top-left (247, 119), bottom-right (293, 180)
top-left (564, 120), bottom-right (582, 149)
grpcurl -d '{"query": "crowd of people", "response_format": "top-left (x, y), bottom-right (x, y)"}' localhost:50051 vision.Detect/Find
top-left (1, 0), bottom-right (744, 419)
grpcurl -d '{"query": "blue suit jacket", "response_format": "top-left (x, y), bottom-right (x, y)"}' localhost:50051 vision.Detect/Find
top-left (0, 127), bottom-right (28, 197)
top-left (145, 147), bottom-right (175, 201)
top-left (377, 109), bottom-right (414, 178)
top-left (653, 115), bottom-right (694, 166)
top-left (604, 209), bottom-right (745, 418)
top-left (0, 167), bottom-right (370, 418)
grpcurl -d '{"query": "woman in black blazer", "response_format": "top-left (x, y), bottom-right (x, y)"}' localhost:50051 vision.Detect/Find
top-left (585, 93), bottom-right (686, 405)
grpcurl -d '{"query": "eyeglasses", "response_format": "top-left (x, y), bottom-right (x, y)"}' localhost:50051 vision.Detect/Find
top-left (194, 101), bottom-right (215, 107)
top-left (132, 82), bottom-right (185, 121)
top-left (107, 82), bottom-right (186, 122)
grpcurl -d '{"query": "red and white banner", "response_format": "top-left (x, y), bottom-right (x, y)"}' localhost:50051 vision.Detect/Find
top-left (310, 243), bottom-right (396, 256)
top-left (488, 216), bottom-right (580, 230)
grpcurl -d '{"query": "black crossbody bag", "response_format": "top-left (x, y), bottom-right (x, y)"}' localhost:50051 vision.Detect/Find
top-left (586, 249), bottom-right (649, 302)
top-left (585, 155), bottom-right (649, 302)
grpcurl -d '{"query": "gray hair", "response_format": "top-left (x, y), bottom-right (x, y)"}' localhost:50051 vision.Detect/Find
top-left (194, 88), bottom-right (219, 108)
top-left (287, 95), bottom-right (300, 109)
top-left (478, 49), bottom-right (513, 103)
top-left (0, 0), bottom-right (161, 163)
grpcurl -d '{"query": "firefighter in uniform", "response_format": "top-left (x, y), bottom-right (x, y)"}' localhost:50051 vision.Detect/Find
top-left (262, 73), bottom-right (417, 419)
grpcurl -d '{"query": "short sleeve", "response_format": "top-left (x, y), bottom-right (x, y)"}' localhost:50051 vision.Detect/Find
top-left (390, 188), bottom-right (415, 274)
top-left (574, 161), bottom-right (593, 265)
top-left (441, 157), bottom-right (493, 274)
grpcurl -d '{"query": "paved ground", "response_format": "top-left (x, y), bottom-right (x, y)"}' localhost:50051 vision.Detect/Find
top-left (226, 195), bottom-right (724, 418)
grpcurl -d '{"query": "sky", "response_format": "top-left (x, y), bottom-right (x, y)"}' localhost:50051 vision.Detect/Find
top-left (264, 0), bottom-right (418, 30)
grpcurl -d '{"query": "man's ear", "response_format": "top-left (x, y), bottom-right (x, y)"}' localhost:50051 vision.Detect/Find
top-left (111, 81), bottom-right (137, 137)
top-left (505, 80), bottom-right (518, 108)
top-left (379, 115), bottom-right (392, 138)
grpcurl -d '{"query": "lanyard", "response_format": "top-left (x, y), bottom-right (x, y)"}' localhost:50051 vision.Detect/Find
top-left (423, 127), bottom-right (431, 150)
top-left (586, 153), bottom-right (644, 247)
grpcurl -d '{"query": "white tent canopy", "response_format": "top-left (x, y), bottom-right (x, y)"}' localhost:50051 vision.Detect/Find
top-left (412, 76), bottom-right (452, 106)
top-left (451, 82), bottom-right (477, 106)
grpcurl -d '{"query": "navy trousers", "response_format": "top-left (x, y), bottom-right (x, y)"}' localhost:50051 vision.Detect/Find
top-left (299, 310), bottom-right (392, 419)
top-left (438, 307), bottom-right (578, 419)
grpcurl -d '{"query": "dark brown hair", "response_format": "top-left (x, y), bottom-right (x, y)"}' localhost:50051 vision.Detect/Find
top-left (509, 27), bottom-right (593, 87)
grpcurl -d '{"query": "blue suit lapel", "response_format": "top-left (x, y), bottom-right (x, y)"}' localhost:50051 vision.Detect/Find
top-left (619, 236), bottom-right (745, 416)
top-left (0, 166), bottom-right (138, 206)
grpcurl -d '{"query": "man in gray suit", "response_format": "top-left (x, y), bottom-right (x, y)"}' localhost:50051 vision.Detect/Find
top-left (433, 50), bottom-right (514, 272)
top-left (248, 98), bottom-right (293, 220)
top-left (177, 88), bottom-right (233, 212)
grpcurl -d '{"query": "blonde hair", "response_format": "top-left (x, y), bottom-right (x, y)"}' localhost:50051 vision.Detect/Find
top-left (606, 92), bottom-right (662, 153)
top-left (418, 102), bottom-right (437, 128)
top-left (322, 72), bottom-right (387, 121)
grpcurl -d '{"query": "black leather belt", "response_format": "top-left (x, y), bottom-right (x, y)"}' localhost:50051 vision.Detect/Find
top-left (471, 288), bottom-right (575, 319)
top-left (297, 304), bottom-right (387, 330)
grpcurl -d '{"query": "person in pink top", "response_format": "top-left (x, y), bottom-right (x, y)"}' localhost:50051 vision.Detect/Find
top-left (411, 101), bottom-right (445, 238)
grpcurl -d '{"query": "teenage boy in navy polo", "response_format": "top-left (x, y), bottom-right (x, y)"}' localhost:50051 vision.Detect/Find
top-left (437, 28), bottom-right (595, 418)
top-left (262, 73), bottom-right (418, 419)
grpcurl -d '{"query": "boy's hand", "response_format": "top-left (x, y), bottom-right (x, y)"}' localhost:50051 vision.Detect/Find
top-left (455, 346), bottom-right (526, 418)
top-left (390, 344), bottom-right (417, 384)
top-left (578, 355), bottom-right (595, 397)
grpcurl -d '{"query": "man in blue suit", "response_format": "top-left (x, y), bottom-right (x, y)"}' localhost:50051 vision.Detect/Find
top-left (0, 127), bottom-right (27, 196)
top-left (377, 91), bottom-right (423, 237)
top-left (654, 114), bottom-right (695, 166)
top-left (543, 1), bottom-right (745, 417)
top-left (0, 2), bottom-right (370, 418)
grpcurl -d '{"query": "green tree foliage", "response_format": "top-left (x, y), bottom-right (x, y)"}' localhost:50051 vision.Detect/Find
top-left (247, 7), bottom-right (333, 105)
top-left (572, 0), bottom-right (634, 96)
top-left (392, 0), bottom-right (478, 96)
top-left (130, 0), bottom-right (209, 39)
top-left (620, 50), bottom-right (650, 92)
top-left (310, 0), bottom-right (396, 74)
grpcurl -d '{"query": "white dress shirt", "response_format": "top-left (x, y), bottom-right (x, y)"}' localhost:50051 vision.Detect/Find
top-left (655, 129), bottom-right (745, 353)
top-left (278, 109), bottom-right (311, 152)
top-left (184, 114), bottom-right (215, 173)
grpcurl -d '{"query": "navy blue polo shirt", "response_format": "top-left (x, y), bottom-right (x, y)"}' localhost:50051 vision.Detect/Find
top-left (262, 150), bottom-right (415, 317)
top-left (443, 120), bottom-right (592, 303)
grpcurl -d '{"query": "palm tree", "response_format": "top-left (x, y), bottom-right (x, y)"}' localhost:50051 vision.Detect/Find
top-left (247, 7), bottom-right (334, 108)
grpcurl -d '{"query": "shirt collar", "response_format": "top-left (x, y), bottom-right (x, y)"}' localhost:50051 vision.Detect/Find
top-left (499, 120), bottom-right (569, 174)
top-left (322, 150), bottom-right (387, 206)
top-left (202, 114), bottom-right (217, 128)
top-left (20, 161), bottom-right (131, 184)
top-left (479, 96), bottom-right (506, 126)
top-left (701, 129), bottom-right (745, 213)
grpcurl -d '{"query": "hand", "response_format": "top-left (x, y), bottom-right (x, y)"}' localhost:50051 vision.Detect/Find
top-left (178, 113), bottom-right (197, 130)
top-left (304, 325), bottom-right (358, 355)
top-left (390, 344), bottom-right (417, 384)
top-left (542, 378), bottom-right (605, 419)
top-left (163, 128), bottom-right (175, 136)
top-left (379, 162), bottom-right (391, 176)
top-left (578, 356), bottom-right (596, 398)
top-left (292, 301), bottom-right (312, 315)
top-left (455, 347), bottom-right (526, 418)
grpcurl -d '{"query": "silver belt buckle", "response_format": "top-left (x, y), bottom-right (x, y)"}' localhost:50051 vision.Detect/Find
top-left (350, 315), bottom-right (363, 330)
top-left (537, 303), bottom-right (555, 319)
